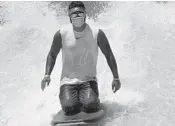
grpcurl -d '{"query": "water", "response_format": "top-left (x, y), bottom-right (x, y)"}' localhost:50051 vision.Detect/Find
top-left (0, 1), bottom-right (175, 126)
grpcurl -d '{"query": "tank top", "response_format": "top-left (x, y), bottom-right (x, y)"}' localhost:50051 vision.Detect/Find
top-left (60, 24), bottom-right (99, 85)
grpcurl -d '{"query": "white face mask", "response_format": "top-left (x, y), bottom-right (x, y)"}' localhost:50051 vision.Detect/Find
top-left (71, 17), bottom-right (85, 27)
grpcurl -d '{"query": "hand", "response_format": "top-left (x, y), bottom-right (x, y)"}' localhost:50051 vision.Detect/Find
top-left (41, 75), bottom-right (51, 91)
top-left (112, 79), bottom-right (121, 93)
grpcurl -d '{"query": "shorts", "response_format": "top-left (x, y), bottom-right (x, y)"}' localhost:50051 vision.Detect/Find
top-left (59, 80), bottom-right (100, 115)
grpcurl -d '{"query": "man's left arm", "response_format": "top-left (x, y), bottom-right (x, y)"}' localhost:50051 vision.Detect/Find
top-left (97, 29), bottom-right (121, 93)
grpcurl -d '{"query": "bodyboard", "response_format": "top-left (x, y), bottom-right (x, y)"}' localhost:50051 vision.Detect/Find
top-left (51, 108), bottom-right (105, 126)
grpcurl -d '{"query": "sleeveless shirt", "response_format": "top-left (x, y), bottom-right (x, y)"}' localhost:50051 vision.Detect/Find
top-left (60, 24), bottom-right (99, 85)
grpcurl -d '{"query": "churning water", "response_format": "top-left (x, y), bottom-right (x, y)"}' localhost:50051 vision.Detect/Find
top-left (0, 1), bottom-right (175, 126)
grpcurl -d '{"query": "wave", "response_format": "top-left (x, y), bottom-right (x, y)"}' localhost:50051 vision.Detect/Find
top-left (0, 1), bottom-right (175, 126)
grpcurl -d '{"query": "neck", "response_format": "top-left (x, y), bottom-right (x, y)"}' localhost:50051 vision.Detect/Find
top-left (73, 23), bottom-right (86, 32)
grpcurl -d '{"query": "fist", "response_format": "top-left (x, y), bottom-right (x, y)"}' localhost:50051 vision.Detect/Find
top-left (112, 79), bottom-right (121, 93)
top-left (41, 75), bottom-right (51, 91)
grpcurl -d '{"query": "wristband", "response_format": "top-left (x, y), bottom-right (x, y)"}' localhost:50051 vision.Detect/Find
top-left (44, 75), bottom-right (50, 78)
top-left (114, 78), bottom-right (120, 81)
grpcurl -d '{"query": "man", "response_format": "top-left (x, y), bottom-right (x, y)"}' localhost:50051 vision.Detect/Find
top-left (41, 1), bottom-right (121, 115)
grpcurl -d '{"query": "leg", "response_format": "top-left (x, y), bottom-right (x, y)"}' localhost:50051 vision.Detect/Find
top-left (79, 81), bottom-right (100, 113)
top-left (59, 84), bottom-right (81, 115)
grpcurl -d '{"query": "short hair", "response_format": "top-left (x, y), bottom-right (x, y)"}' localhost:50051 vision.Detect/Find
top-left (68, 1), bottom-right (85, 10)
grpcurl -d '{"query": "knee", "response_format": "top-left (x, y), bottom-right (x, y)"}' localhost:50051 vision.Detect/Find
top-left (82, 97), bottom-right (100, 113)
top-left (59, 85), bottom-right (76, 108)
top-left (60, 97), bottom-right (76, 108)
top-left (83, 97), bottom-right (99, 108)
top-left (60, 98), bottom-right (81, 115)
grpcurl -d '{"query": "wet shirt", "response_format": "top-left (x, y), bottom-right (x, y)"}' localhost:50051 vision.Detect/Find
top-left (60, 24), bottom-right (99, 85)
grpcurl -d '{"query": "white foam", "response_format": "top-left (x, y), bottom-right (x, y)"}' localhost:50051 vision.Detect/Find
top-left (1, 1), bottom-right (175, 126)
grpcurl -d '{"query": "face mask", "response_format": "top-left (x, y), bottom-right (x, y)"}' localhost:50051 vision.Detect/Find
top-left (71, 17), bottom-right (85, 27)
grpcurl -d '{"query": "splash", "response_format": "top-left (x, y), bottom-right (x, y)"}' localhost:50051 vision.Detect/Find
top-left (1, 1), bottom-right (175, 126)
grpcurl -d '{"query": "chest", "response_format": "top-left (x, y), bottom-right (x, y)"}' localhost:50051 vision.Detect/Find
top-left (62, 30), bottom-right (97, 53)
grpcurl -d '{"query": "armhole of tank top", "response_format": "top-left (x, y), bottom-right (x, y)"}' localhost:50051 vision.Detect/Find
top-left (94, 28), bottom-right (100, 45)
top-left (91, 27), bottom-right (99, 53)
top-left (59, 28), bottom-right (64, 62)
top-left (89, 25), bottom-right (98, 44)
top-left (59, 28), bottom-right (64, 47)
top-left (96, 29), bottom-right (100, 52)
top-left (59, 24), bottom-right (72, 47)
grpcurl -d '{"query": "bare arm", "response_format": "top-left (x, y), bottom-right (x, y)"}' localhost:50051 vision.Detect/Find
top-left (45, 30), bottom-right (62, 75)
top-left (97, 29), bottom-right (119, 79)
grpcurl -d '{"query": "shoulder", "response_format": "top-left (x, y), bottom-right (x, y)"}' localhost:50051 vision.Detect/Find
top-left (87, 24), bottom-right (99, 33)
top-left (54, 30), bottom-right (61, 37)
top-left (53, 24), bottom-right (73, 40)
top-left (60, 24), bottom-right (73, 36)
top-left (98, 29), bottom-right (106, 37)
top-left (87, 24), bottom-right (106, 37)
top-left (87, 24), bottom-right (100, 39)
top-left (97, 28), bottom-right (109, 46)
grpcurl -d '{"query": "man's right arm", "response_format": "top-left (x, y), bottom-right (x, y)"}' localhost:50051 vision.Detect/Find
top-left (45, 30), bottom-right (62, 76)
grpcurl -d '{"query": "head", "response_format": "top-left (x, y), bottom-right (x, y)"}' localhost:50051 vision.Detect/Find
top-left (68, 1), bottom-right (86, 28)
